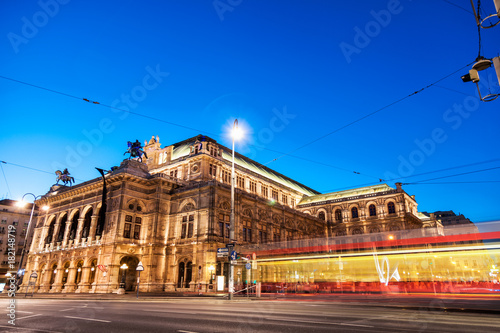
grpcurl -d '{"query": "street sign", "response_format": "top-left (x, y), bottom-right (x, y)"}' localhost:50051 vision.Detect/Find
top-left (230, 250), bottom-right (237, 261)
top-left (245, 263), bottom-right (251, 270)
top-left (217, 248), bottom-right (229, 257)
top-left (136, 261), bottom-right (144, 271)
top-left (252, 260), bottom-right (257, 269)
top-left (226, 243), bottom-right (235, 250)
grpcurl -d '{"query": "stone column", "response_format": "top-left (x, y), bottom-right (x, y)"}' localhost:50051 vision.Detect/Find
top-left (77, 265), bottom-right (92, 293)
top-left (89, 215), bottom-right (98, 242)
top-left (75, 217), bottom-right (85, 244)
top-left (62, 221), bottom-right (71, 247)
top-left (38, 268), bottom-right (53, 293)
top-left (50, 267), bottom-right (64, 293)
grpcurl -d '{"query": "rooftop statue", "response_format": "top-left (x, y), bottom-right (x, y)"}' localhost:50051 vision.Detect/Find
top-left (124, 140), bottom-right (148, 163)
top-left (55, 168), bottom-right (74, 186)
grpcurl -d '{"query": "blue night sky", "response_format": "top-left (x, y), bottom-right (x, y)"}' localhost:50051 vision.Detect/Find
top-left (1, 1), bottom-right (499, 222)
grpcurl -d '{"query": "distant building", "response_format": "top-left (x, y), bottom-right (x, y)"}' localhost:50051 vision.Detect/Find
top-left (422, 210), bottom-right (473, 227)
top-left (22, 135), bottom-right (438, 294)
top-left (0, 199), bottom-right (37, 290)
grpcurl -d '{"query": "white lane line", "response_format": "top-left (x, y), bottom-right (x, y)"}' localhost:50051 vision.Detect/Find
top-left (17, 314), bottom-right (43, 321)
top-left (59, 308), bottom-right (75, 312)
top-left (266, 317), bottom-right (374, 328)
top-left (63, 316), bottom-right (111, 323)
top-left (16, 311), bottom-right (34, 314)
top-left (0, 324), bottom-right (62, 333)
top-left (178, 330), bottom-right (199, 333)
top-left (144, 310), bottom-right (199, 315)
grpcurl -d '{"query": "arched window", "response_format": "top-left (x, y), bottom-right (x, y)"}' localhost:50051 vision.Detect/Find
top-left (178, 262), bottom-right (185, 288)
top-left (369, 204), bottom-right (377, 216)
top-left (89, 259), bottom-right (97, 284)
top-left (49, 264), bottom-right (57, 288)
top-left (318, 211), bottom-right (326, 221)
top-left (351, 207), bottom-right (359, 219)
top-left (185, 262), bottom-right (192, 288)
top-left (387, 202), bottom-right (396, 214)
top-left (57, 214), bottom-right (67, 242)
top-left (75, 261), bottom-right (84, 284)
top-left (335, 209), bottom-right (342, 222)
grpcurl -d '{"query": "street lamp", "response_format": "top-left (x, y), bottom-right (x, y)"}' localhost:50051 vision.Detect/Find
top-left (119, 263), bottom-right (128, 291)
top-left (16, 193), bottom-right (49, 287)
top-left (228, 119), bottom-right (242, 301)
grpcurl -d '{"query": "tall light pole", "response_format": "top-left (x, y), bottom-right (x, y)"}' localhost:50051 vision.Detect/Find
top-left (228, 119), bottom-right (242, 300)
top-left (16, 193), bottom-right (49, 287)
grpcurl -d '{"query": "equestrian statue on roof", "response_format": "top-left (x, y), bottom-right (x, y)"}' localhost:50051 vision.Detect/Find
top-left (55, 168), bottom-right (75, 186)
top-left (124, 139), bottom-right (148, 163)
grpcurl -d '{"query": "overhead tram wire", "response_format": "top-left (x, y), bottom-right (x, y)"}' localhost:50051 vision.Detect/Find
top-left (401, 166), bottom-right (500, 185)
top-left (0, 161), bottom-right (12, 199)
top-left (319, 158), bottom-right (500, 193)
top-left (0, 75), bottom-right (381, 180)
top-left (263, 61), bottom-right (475, 167)
top-left (403, 180), bottom-right (500, 185)
top-left (0, 160), bottom-right (86, 182)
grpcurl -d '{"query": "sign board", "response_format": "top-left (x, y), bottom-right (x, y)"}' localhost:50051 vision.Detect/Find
top-left (136, 261), bottom-right (144, 271)
top-left (245, 263), bottom-right (251, 270)
top-left (230, 251), bottom-right (237, 261)
top-left (217, 248), bottom-right (229, 257)
top-left (216, 276), bottom-right (225, 291)
top-left (252, 260), bottom-right (257, 270)
top-left (226, 243), bottom-right (235, 249)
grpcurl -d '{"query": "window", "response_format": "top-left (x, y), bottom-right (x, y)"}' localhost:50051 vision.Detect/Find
top-left (222, 170), bottom-right (230, 184)
top-left (387, 202), bottom-right (396, 214)
top-left (170, 169), bottom-right (178, 178)
top-left (335, 209), bottom-right (342, 222)
top-left (261, 185), bottom-right (268, 198)
top-left (237, 176), bottom-right (245, 189)
top-left (181, 215), bottom-right (194, 239)
top-left (125, 215), bottom-right (133, 222)
top-left (282, 194), bottom-right (288, 205)
top-left (218, 213), bottom-right (230, 239)
top-left (271, 189), bottom-right (278, 201)
top-left (209, 145), bottom-right (218, 156)
top-left (242, 221), bottom-right (252, 242)
top-left (209, 164), bottom-right (217, 177)
top-left (318, 211), bottom-right (326, 221)
top-left (1, 219), bottom-right (6, 224)
top-left (12, 221), bottom-right (18, 226)
top-left (249, 181), bottom-right (257, 193)
top-left (133, 225), bottom-right (141, 239)
top-left (369, 204), bottom-right (377, 216)
top-left (259, 230), bottom-right (267, 243)
top-left (351, 207), bottom-right (359, 219)
top-left (124, 223), bottom-right (132, 238)
top-left (273, 232), bottom-right (280, 242)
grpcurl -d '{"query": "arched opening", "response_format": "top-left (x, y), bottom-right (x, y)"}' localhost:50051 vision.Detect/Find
top-left (351, 207), bottom-right (359, 219)
top-left (61, 262), bottom-right (70, 289)
top-left (74, 260), bottom-right (84, 285)
top-left (57, 214), bottom-right (67, 242)
top-left (387, 202), bottom-right (396, 214)
top-left (335, 209), bottom-right (342, 223)
top-left (45, 217), bottom-right (56, 245)
top-left (318, 211), bottom-right (326, 221)
top-left (81, 208), bottom-right (92, 239)
top-left (369, 204), bottom-right (377, 217)
top-left (185, 262), bottom-right (192, 288)
top-left (118, 256), bottom-right (139, 291)
top-left (68, 211), bottom-right (79, 241)
top-left (88, 259), bottom-right (97, 284)
top-left (49, 263), bottom-right (57, 289)
top-left (95, 207), bottom-right (105, 237)
top-left (178, 262), bottom-right (185, 288)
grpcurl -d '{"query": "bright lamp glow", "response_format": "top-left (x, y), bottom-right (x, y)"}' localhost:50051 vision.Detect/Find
top-left (120, 264), bottom-right (129, 270)
top-left (16, 200), bottom-right (27, 208)
top-left (41, 205), bottom-right (49, 211)
top-left (232, 122), bottom-right (243, 140)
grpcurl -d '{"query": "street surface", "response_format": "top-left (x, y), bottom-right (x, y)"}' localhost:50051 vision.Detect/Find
top-left (1, 296), bottom-right (499, 332)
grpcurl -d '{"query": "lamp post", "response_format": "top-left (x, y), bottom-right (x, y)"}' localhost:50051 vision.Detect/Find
top-left (16, 193), bottom-right (49, 288)
top-left (228, 119), bottom-right (242, 300)
top-left (136, 261), bottom-right (144, 299)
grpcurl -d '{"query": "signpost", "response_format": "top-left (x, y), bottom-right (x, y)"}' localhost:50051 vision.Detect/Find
top-left (24, 271), bottom-right (37, 298)
top-left (136, 261), bottom-right (144, 299)
top-left (217, 248), bottom-right (229, 257)
top-left (230, 251), bottom-right (237, 261)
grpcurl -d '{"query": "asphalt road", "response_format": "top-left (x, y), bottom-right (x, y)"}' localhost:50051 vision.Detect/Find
top-left (1, 298), bottom-right (500, 333)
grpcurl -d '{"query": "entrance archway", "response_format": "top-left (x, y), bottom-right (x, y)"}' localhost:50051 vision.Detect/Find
top-left (118, 256), bottom-right (139, 291)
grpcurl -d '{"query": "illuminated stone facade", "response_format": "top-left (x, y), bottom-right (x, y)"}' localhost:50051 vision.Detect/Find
top-left (22, 135), bottom-right (436, 293)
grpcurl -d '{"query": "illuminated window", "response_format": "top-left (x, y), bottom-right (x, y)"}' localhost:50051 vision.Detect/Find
top-left (133, 225), bottom-right (141, 239)
top-left (387, 202), bottom-right (396, 214)
top-left (369, 204), bottom-right (377, 217)
top-left (351, 207), bottom-right (359, 219)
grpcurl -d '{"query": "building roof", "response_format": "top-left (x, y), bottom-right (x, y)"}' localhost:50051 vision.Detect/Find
top-left (298, 183), bottom-right (395, 206)
top-left (168, 135), bottom-right (320, 196)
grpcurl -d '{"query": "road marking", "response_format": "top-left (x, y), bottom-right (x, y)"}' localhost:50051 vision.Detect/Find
top-left (266, 317), bottom-right (374, 328)
top-left (0, 324), bottom-right (62, 333)
top-left (16, 311), bottom-right (34, 314)
top-left (145, 310), bottom-right (199, 315)
top-left (17, 314), bottom-right (43, 321)
top-left (59, 308), bottom-right (75, 312)
top-left (64, 316), bottom-right (111, 323)
top-left (178, 330), bottom-right (199, 333)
